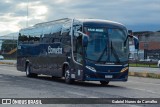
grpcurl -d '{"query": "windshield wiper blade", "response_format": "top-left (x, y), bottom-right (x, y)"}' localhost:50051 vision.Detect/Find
top-left (96, 45), bottom-right (107, 62)
top-left (110, 41), bottom-right (120, 63)
top-left (124, 35), bottom-right (128, 46)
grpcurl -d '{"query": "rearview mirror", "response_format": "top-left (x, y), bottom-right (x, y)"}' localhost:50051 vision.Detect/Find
top-left (82, 35), bottom-right (88, 47)
top-left (133, 36), bottom-right (139, 50)
top-left (125, 30), bottom-right (139, 50)
top-left (75, 31), bottom-right (89, 47)
top-left (124, 30), bottom-right (133, 46)
top-left (128, 30), bottom-right (133, 38)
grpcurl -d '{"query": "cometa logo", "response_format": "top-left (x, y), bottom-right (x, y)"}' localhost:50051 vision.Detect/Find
top-left (48, 46), bottom-right (62, 54)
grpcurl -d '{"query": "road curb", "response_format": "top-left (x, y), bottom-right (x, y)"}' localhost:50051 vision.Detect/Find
top-left (129, 72), bottom-right (160, 79)
top-left (0, 62), bottom-right (14, 65)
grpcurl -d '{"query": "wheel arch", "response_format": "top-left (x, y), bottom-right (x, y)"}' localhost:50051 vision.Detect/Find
top-left (62, 62), bottom-right (70, 77)
top-left (25, 60), bottom-right (30, 71)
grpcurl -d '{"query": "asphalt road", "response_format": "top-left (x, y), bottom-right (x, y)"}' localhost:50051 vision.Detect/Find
top-left (0, 65), bottom-right (160, 107)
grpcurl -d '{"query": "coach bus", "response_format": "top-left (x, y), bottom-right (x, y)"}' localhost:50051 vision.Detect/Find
top-left (17, 18), bottom-right (139, 85)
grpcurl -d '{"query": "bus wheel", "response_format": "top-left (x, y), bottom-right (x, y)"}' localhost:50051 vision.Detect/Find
top-left (52, 76), bottom-right (61, 79)
top-left (64, 67), bottom-right (74, 84)
top-left (26, 64), bottom-right (37, 77)
top-left (100, 81), bottom-right (109, 85)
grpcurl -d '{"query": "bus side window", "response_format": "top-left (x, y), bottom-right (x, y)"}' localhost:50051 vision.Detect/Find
top-left (19, 33), bottom-right (29, 44)
top-left (77, 36), bottom-right (82, 54)
top-left (42, 34), bottom-right (50, 43)
top-left (73, 32), bottom-right (83, 64)
top-left (61, 31), bottom-right (70, 46)
top-left (59, 30), bottom-right (70, 55)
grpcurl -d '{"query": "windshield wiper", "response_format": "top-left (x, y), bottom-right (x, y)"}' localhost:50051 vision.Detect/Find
top-left (124, 36), bottom-right (128, 46)
top-left (110, 41), bottom-right (120, 63)
top-left (96, 44), bottom-right (107, 62)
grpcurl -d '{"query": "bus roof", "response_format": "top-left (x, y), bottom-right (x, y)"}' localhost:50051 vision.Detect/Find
top-left (20, 18), bottom-right (126, 31)
top-left (78, 19), bottom-right (126, 29)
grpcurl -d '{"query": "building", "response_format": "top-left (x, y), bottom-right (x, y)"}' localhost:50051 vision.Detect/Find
top-left (0, 32), bottom-right (18, 58)
top-left (130, 31), bottom-right (160, 60)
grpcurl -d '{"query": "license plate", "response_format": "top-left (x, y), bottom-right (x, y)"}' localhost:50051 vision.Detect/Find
top-left (105, 75), bottom-right (113, 78)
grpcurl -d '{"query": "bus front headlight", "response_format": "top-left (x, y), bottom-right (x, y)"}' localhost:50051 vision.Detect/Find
top-left (120, 67), bottom-right (129, 73)
top-left (86, 66), bottom-right (96, 72)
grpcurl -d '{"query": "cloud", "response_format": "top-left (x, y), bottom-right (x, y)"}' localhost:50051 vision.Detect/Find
top-left (0, 0), bottom-right (160, 35)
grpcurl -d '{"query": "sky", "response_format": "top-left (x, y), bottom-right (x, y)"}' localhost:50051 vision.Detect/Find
top-left (0, 0), bottom-right (160, 36)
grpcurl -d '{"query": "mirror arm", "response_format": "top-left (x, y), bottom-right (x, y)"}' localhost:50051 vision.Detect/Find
top-left (133, 36), bottom-right (139, 50)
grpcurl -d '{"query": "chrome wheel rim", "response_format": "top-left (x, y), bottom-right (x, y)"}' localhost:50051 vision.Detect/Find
top-left (26, 66), bottom-right (29, 76)
top-left (65, 70), bottom-right (70, 80)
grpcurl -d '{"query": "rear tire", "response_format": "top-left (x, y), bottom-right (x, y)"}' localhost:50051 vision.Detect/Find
top-left (52, 76), bottom-right (61, 79)
top-left (64, 67), bottom-right (74, 84)
top-left (100, 81), bottom-right (109, 85)
top-left (26, 64), bottom-right (37, 77)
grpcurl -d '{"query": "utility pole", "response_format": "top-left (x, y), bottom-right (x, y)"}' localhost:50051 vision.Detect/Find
top-left (27, 0), bottom-right (29, 28)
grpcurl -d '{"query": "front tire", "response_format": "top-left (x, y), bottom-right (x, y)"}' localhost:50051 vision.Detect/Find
top-left (100, 81), bottom-right (109, 85)
top-left (64, 67), bottom-right (74, 84)
top-left (26, 64), bottom-right (37, 77)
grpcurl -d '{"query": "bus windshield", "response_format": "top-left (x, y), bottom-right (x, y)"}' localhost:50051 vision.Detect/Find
top-left (84, 27), bottom-right (129, 63)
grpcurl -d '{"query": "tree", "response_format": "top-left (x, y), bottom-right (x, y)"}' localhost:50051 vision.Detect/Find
top-left (1, 40), bottom-right (17, 53)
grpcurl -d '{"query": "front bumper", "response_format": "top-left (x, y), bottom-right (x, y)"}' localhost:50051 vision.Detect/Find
top-left (84, 70), bottom-right (128, 81)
